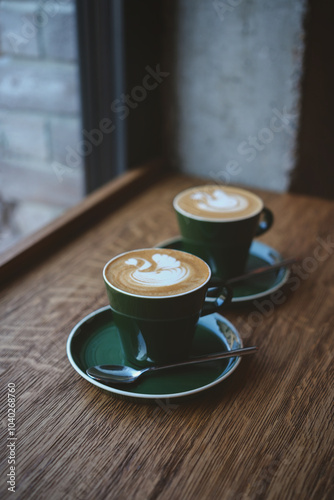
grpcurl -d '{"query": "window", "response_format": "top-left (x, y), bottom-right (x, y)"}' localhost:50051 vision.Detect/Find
top-left (0, 0), bottom-right (83, 253)
top-left (0, 0), bottom-right (164, 254)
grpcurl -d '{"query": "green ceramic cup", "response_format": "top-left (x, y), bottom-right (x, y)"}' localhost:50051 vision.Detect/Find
top-left (173, 185), bottom-right (274, 280)
top-left (103, 248), bottom-right (232, 367)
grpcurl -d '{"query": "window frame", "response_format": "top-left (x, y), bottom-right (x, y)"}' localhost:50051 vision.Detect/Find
top-left (75, 0), bottom-right (164, 194)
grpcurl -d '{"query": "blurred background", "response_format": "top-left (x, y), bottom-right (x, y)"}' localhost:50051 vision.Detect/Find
top-left (0, 0), bottom-right (333, 254)
top-left (0, 0), bottom-right (83, 252)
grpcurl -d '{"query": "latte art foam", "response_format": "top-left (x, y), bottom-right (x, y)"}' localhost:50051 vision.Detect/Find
top-left (191, 189), bottom-right (249, 213)
top-left (104, 248), bottom-right (210, 297)
top-left (125, 253), bottom-right (190, 288)
top-left (174, 185), bottom-right (263, 221)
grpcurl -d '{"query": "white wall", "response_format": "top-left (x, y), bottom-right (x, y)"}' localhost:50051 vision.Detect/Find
top-left (170, 0), bottom-right (307, 192)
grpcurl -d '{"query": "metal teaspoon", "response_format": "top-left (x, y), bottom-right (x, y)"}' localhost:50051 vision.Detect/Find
top-left (86, 346), bottom-right (258, 385)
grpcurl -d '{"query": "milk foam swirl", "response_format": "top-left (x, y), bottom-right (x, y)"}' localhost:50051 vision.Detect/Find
top-left (191, 189), bottom-right (249, 213)
top-left (125, 253), bottom-right (189, 287)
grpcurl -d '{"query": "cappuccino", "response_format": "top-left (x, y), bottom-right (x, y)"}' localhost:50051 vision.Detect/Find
top-left (174, 185), bottom-right (263, 221)
top-left (104, 248), bottom-right (210, 297)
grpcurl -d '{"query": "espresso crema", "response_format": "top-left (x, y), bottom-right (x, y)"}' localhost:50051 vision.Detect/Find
top-left (174, 185), bottom-right (263, 221)
top-left (104, 248), bottom-right (210, 297)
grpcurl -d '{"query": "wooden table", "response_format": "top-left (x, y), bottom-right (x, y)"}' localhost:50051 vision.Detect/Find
top-left (1, 164), bottom-right (333, 499)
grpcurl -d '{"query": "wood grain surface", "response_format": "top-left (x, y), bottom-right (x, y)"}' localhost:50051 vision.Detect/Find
top-left (1, 173), bottom-right (333, 500)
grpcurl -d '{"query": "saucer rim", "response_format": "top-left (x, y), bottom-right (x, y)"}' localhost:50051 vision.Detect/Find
top-left (155, 237), bottom-right (290, 302)
top-left (66, 306), bottom-right (243, 400)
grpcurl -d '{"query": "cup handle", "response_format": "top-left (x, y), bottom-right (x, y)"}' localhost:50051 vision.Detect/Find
top-left (255, 207), bottom-right (274, 236)
top-left (201, 284), bottom-right (233, 317)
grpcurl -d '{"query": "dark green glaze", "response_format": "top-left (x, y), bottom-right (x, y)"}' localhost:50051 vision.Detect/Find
top-left (68, 307), bottom-right (242, 401)
top-left (103, 259), bottom-right (231, 367)
top-left (157, 239), bottom-right (288, 302)
top-left (175, 207), bottom-right (273, 280)
top-left (104, 281), bottom-right (206, 320)
top-left (111, 309), bottom-right (200, 366)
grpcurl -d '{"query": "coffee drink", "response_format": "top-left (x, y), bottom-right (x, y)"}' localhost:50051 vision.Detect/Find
top-left (103, 248), bottom-right (231, 366)
top-left (104, 248), bottom-right (210, 297)
top-left (173, 185), bottom-right (263, 221)
top-left (173, 184), bottom-right (274, 280)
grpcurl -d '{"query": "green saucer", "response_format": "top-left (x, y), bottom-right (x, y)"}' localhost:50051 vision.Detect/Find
top-left (66, 306), bottom-right (242, 401)
top-left (156, 237), bottom-right (290, 302)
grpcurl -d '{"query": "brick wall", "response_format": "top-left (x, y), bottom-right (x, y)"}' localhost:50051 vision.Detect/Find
top-left (0, 0), bottom-right (83, 252)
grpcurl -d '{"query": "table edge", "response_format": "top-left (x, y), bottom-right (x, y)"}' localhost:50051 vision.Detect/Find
top-left (0, 158), bottom-right (166, 285)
